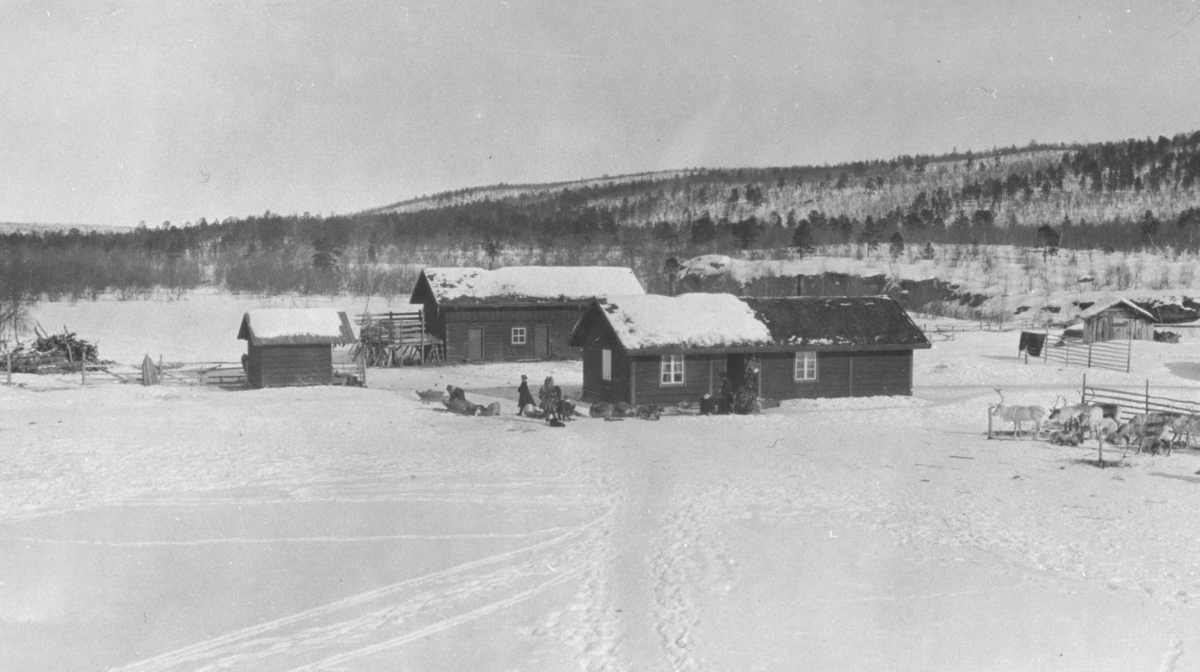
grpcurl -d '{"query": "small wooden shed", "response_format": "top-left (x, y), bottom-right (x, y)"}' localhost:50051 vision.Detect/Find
top-left (237, 309), bottom-right (356, 388)
top-left (1077, 298), bottom-right (1156, 343)
top-left (567, 294), bottom-right (930, 406)
top-left (409, 266), bottom-right (645, 362)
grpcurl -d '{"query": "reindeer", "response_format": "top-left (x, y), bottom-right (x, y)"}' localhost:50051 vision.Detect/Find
top-left (1117, 413), bottom-right (1175, 455)
top-left (1047, 396), bottom-right (1121, 439)
top-left (1047, 395), bottom-right (1088, 433)
top-left (991, 389), bottom-right (1046, 439)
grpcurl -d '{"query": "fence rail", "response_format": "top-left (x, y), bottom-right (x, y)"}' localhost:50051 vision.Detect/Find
top-left (1081, 374), bottom-right (1200, 421)
top-left (919, 319), bottom-right (1047, 341)
top-left (1041, 338), bottom-right (1131, 373)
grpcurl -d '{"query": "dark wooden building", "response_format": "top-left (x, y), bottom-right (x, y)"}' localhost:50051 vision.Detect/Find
top-left (568, 294), bottom-right (931, 405)
top-left (409, 266), bottom-right (645, 362)
top-left (237, 309), bottom-right (356, 388)
top-left (1077, 298), bottom-right (1156, 343)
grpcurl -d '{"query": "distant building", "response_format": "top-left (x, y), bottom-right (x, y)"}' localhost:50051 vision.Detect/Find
top-left (567, 294), bottom-right (931, 405)
top-left (409, 266), bottom-right (645, 362)
top-left (237, 309), bottom-right (356, 388)
top-left (1077, 298), bottom-right (1156, 343)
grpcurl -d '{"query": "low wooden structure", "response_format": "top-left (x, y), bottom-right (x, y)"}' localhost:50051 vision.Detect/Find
top-left (355, 310), bottom-right (444, 366)
top-left (409, 266), bottom-right (645, 362)
top-left (1077, 298), bottom-right (1156, 343)
top-left (237, 309), bottom-right (357, 388)
top-left (568, 294), bottom-right (931, 406)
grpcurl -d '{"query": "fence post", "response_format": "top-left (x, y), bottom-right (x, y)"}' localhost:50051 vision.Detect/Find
top-left (1146, 380), bottom-right (1150, 415)
top-left (1126, 340), bottom-right (1131, 373)
top-left (1087, 343), bottom-right (1093, 369)
top-left (987, 406), bottom-right (993, 439)
top-left (1081, 372), bottom-right (1087, 404)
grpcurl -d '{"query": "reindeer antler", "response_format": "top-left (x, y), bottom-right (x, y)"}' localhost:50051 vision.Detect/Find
top-left (994, 388), bottom-right (1005, 404)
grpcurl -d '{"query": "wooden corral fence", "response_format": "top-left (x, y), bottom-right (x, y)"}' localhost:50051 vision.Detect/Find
top-left (138, 355), bottom-right (365, 388)
top-left (1080, 373), bottom-right (1200, 423)
top-left (140, 357), bottom-right (248, 387)
top-left (1040, 337), bottom-right (1131, 373)
top-left (919, 319), bottom-right (1045, 341)
top-left (354, 311), bottom-right (444, 367)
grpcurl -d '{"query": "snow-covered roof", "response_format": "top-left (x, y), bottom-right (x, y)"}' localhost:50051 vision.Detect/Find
top-left (1077, 297), bottom-right (1157, 322)
top-left (571, 294), bottom-right (930, 351)
top-left (237, 309), bottom-right (356, 346)
top-left (413, 266), bottom-right (645, 305)
top-left (590, 294), bottom-right (774, 350)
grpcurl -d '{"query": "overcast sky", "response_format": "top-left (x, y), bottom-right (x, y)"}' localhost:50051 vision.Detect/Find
top-left (3, 0), bottom-right (1200, 227)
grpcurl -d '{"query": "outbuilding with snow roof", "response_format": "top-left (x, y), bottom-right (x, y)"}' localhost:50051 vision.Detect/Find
top-left (567, 294), bottom-right (931, 406)
top-left (1077, 297), bottom-right (1157, 343)
top-left (237, 309), bottom-right (356, 388)
top-left (409, 266), bottom-right (645, 362)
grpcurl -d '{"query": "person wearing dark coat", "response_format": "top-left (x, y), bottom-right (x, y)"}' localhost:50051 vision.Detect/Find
top-left (719, 373), bottom-right (735, 415)
top-left (516, 375), bottom-right (535, 415)
top-left (446, 385), bottom-right (466, 402)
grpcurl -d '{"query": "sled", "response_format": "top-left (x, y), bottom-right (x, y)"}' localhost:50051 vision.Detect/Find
top-left (416, 389), bottom-right (445, 402)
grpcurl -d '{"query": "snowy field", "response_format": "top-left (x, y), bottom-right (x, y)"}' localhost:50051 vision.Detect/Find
top-left (6, 294), bottom-right (1200, 670)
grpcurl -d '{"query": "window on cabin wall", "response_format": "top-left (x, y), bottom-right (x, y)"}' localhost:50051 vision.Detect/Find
top-left (794, 351), bottom-right (817, 381)
top-left (602, 348), bottom-right (612, 381)
top-left (511, 327), bottom-right (526, 345)
top-left (660, 354), bottom-right (684, 385)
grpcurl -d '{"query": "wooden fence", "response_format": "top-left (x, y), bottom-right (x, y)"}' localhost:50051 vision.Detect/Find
top-left (919, 319), bottom-right (1045, 341)
top-left (1081, 373), bottom-right (1200, 422)
top-left (1040, 338), bottom-right (1131, 373)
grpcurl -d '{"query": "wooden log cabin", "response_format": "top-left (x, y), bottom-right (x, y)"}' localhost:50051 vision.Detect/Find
top-left (567, 294), bottom-right (931, 406)
top-left (1076, 297), bottom-right (1156, 343)
top-left (409, 266), bottom-right (645, 362)
top-left (237, 309), bottom-right (356, 388)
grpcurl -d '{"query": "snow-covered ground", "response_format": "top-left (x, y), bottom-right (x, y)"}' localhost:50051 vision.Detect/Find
top-left (5, 294), bottom-right (1200, 670)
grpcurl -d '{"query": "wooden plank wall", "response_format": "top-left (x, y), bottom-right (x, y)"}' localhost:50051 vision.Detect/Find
top-left (248, 344), bottom-right (333, 388)
top-left (730, 350), bottom-right (915, 400)
top-left (1084, 307), bottom-right (1154, 342)
top-left (759, 352), bottom-right (850, 399)
top-left (629, 353), bottom-right (726, 406)
top-left (580, 336), bottom-right (631, 403)
top-left (848, 350), bottom-right (913, 396)
top-left (444, 306), bottom-right (585, 361)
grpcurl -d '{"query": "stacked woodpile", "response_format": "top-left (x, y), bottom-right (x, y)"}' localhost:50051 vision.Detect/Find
top-left (5, 326), bottom-right (100, 373)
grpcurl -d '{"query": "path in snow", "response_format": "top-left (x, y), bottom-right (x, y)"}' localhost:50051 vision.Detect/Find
top-left (6, 327), bottom-right (1200, 669)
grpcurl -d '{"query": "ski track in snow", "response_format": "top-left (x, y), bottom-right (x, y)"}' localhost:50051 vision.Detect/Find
top-left (9, 319), bottom-right (1200, 669)
top-left (113, 509), bottom-right (616, 672)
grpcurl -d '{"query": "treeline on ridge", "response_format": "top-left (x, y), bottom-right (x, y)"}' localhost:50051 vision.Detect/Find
top-left (6, 131), bottom-right (1200, 302)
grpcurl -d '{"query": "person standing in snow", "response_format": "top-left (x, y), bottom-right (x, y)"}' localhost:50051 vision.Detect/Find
top-left (539, 376), bottom-right (562, 424)
top-left (719, 372), bottom-right (735, 415)
top-left (516, 375), bottom-right (535, 415)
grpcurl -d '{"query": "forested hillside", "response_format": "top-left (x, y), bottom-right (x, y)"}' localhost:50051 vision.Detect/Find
top-left (7, 131), bottom-right (1200, 307)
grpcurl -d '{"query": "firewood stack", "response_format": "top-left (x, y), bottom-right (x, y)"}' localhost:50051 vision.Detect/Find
top-left (5, 325), bottom-right (101, 373)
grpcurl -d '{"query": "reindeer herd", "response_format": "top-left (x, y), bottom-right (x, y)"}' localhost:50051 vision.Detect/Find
top-left (989, 388), bottom-right (1200, 456)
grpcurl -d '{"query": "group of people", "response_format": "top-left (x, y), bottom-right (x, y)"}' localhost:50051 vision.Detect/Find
top-left (517, 374), bottom-right (575, 426)
top-left (441, 375), bottom-right (573, 425)
top-left (698, 367), bottom-right (760, 415)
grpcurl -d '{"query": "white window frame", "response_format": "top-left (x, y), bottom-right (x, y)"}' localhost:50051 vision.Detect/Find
top-left (794, 351), bottom-right (817, 382)
top-left (660, 354), bottom-right (685, 385)
top-left (511, 327), bottom-right (527, 345)
top-left (601, 348), bottom-right (612, 381)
